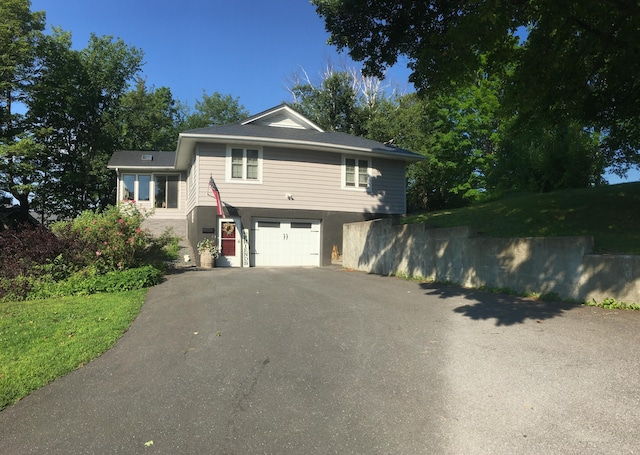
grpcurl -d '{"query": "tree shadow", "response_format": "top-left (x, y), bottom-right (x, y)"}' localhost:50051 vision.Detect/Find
top-left (420, 282), bottom-right (580, 326)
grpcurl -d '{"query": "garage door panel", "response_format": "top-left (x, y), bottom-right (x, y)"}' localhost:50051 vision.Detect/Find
top-left (252, 219), bottom-right (320, 267)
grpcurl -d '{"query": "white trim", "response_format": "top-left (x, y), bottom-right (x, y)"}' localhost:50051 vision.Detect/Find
top-left (225, 145), bottom-right (263, 184)
top-left (241, 105), bottom-right (324, 132)
top-left (341, 155), bottom-right (372, 191)
top-left (118, 172), bottom-right (181, 209)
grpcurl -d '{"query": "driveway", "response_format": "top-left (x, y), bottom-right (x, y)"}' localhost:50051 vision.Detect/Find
top-left (1, 267), bottom-right (639, 454)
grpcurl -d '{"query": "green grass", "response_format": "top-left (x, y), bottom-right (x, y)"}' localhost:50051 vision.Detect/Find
top-left (0, 289), bottom-right (147, 410)
top-left (403, 182), bottom-right (640, 255)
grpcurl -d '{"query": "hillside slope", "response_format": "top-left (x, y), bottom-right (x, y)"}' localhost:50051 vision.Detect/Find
top-left (403, 183), bottom-right (640, 255)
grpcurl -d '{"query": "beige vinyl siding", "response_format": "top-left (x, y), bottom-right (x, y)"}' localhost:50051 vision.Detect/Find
top-left (186, 156), bottom-right (198, 214)
top-left (195, 143), bottom-right (407, 215)
top-left (196, 143), bottom-right (226, 208)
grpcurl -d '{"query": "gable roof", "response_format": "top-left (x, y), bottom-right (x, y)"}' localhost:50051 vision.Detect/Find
top-left (108, 104), bottom-right (424, 171)
top-left (175, 104), bottom-right (423, 169)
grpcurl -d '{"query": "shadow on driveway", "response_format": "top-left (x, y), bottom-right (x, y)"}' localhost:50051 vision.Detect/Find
top-left (420, 282), bottom-right (580, 326)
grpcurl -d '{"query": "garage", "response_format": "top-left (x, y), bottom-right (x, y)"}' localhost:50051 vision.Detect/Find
top-left (251, 219), bottom-right (321, 266)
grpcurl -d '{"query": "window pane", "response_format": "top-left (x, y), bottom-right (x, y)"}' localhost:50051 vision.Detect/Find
top-left (291, 222), bottom-right (312, 229)
top-left (154, 175), bottom-right (167, 208)
top-left (246, 150), bottom-right (259, 180)
top-left (123, 174), bottom-right (135, 200)
top-left (345, 159), bottom-right (355, 187)
top-left (166, 175), bottom-right (178, 208)
top-left (138, 175), bottom-right (151, 201)
top-left (258, 221), bottom-right (280, 228)
top-left (231, 149), bottom-right (243, 179)
top-left (358, 160), bottom-right (368, 188)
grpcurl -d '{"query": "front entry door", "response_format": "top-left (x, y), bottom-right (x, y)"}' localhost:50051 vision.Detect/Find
top-left (217, 218), bottom-right (242, 267)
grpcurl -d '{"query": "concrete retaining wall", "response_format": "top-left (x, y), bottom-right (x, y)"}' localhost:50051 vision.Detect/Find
top-left (343, 219), bottom-right (640, 304)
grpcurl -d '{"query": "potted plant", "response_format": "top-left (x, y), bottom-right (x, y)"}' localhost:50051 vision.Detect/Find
top-left (197, 237), bottom-right (221, 268)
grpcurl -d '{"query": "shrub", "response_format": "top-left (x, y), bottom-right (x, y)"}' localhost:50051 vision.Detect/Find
top-left (25, 265), bottom-right (163, 300)
top-left (0, 224), bottom-right (81, 280)
top-left (52, 201), bottom-right (152, 274)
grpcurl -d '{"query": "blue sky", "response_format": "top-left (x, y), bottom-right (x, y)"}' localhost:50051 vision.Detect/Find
top-left (27, 0), bottom-right (639, 183)
top-left (30, 0), bottom-right (413, 115)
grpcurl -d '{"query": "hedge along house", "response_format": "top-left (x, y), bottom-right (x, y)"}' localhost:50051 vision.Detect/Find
top-left (108, 104), bottom-right (423, 267)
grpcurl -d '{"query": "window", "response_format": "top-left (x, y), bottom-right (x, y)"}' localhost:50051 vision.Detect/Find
top-left (120, 173), bottom-right (178, 208)
top-left (138, 175), bottom-right (151, 201)
top-left (227, 147), bottom-right (262, 182)
top-left (154, 175), bottom-right (179, 208)
top-left (343, 156), bottom-right (370, 190)
top-left (122, 174), bottom-right (151, 201)
top-left (123, 174), bottom-right (135, 200)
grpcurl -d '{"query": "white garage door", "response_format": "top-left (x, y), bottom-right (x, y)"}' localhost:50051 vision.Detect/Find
top-left (251, 219), bottom-right (321, 266)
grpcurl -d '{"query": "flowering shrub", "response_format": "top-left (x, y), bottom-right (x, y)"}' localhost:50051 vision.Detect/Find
top-left (52, 201), bottom-right (152, 274)
top-left (0, 201), bottom-right (179, 301)
top-left (197, 237), bottom-right (221, 258)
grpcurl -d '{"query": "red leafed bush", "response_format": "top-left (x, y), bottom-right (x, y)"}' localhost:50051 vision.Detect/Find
top-left (0, 224), bottom-right (86, 280)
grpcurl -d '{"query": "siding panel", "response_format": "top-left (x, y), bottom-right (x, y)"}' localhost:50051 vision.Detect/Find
top-left (195, 143), bottom-right (407, 215)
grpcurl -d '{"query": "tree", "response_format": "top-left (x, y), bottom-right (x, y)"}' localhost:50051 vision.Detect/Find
top-left (0, 0), bottom-right (45, 222)
top-left (180, 91), bottom-right (248, 130)
top-left (28, 30), bottom-right (143, 218)
top-left (368, 80), bottom-right (501, 211)
top-left (289, 67), bottom-right (365, 135)
top-left (118, 78), bottom-right (182, 151)
top-left (488, 117), bottom-right (605, 193)
top-left (312, 0), bottom-right (640, 174)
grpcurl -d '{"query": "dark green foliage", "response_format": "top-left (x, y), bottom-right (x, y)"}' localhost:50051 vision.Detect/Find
top-left (1, 202), bottom-right (175, 301)
top-left (117, 78), bottom-right (182, 151)
top-left (312, 0), bottom-right (640, 175)
top-left (290, 70), bottom-right (366, 135)
top-left (179, 91), bottom-right (249, 130)
top-left (24, 265), bottom-right (162, 300)
top-left (28, 31), bottom-right (144, 219)
top-left (489, 118), bottom-right (606, 193)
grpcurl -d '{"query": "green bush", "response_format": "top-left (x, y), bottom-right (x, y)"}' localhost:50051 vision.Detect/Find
top-left (25, 265), bottom-right (163, 300)
top-left (1, 202), bottom-right (178, 302)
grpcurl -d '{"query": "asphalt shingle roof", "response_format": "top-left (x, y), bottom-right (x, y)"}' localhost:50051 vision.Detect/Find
top-left (182, 123), bottom-right (421, 160)
top-left (107, 151), bottom-right (176, 169)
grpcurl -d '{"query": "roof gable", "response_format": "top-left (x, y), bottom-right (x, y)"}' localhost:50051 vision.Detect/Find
top-left (240, 104), bottom-right (324, 131)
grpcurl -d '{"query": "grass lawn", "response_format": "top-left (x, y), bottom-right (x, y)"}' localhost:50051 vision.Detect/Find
top-left (403, 182), bottom-right (640, 255)
top-left (0, 289), bottom-right (147, 411)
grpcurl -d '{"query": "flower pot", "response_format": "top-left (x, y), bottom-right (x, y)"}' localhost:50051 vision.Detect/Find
top-left (200, 251), bottom-right (215, 268)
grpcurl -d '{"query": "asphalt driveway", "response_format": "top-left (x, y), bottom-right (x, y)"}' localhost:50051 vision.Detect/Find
top-left (1, 267), bottom-right (639, 454)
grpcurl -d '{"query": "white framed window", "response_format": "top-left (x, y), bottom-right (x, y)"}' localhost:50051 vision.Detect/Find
top-left (226, 146), bottom-right (262, 183)
top-left (122, 173), bottom-right (151, 201)
top-left (120, 173), bottom-right (179, 208)
top-left (342, 156), bottom-right (371, 190)
top-left (154, 174), bottom-right (179, 208)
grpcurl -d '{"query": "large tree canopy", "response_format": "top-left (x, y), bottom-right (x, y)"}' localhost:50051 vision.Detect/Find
top-left (312, 0), bottom-right (640, 173)
top-left (0, 0), bottom-right (45, 221)
top-left (27, 30), bottom-right (144, 218)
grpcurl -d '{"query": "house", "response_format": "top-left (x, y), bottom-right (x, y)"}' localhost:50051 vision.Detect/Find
top-left (107, 104), bottom-right (423, 267)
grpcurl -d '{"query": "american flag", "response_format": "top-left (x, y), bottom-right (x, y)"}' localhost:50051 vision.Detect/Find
top-left (209, 175), bottom-right (224, 216)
